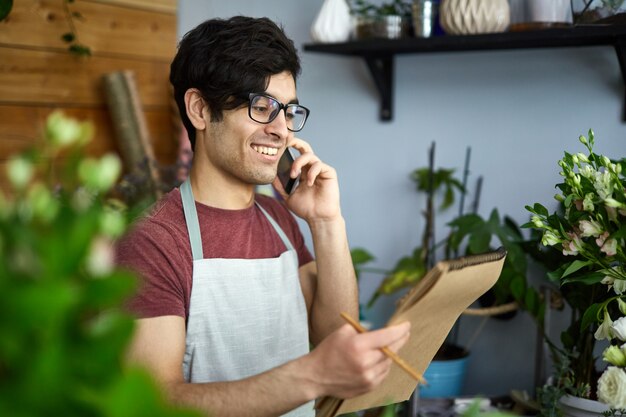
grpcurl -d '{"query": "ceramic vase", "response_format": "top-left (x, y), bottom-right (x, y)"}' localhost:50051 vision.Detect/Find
top-left (440, 0), bottom-right (510, 35)
top-left (310, 0), bottom-right (351, 43)
top-left (558, 395), bottom-right (610, 417)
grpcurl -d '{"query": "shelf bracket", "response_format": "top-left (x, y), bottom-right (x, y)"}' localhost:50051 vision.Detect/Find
top-left (364, 56), bottom-right (394, 121)
top-left (614, 40), bottom-right (626, 122)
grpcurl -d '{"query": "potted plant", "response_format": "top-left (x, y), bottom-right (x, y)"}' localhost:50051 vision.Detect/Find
top-left (348, 0), bottom-right (413, 39)
top-left (524, 130), bottom-right (626, 413)
top-left (0, 111), bottom-right (200, 417)
top-left (354, 143), bottom-right (545, 399)
top-left (573, 0), bottom-right (626, 24)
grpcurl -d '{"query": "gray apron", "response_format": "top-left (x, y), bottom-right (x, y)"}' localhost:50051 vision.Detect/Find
top-left (179, 179), bottom-right (314, 416)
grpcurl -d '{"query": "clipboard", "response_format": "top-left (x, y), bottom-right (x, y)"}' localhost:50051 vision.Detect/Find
top-left (316, 248), bottom-right (507, 417)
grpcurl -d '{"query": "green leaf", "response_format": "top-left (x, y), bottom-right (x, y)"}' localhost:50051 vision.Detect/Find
top-left (510, 276), bottom-right (526, 301)
top-left (61, 32), bottom-right (75, 43)
top-left (561, 260), bottom-right (593, 278)
top-left (534, 203), bottom-right (549, 218)
top-left (562, 271), bottom-right (605, 285)
top-left (351, 248), bottom-right (375, 266)
top-left (0, 0), bottom-right (12, 22)
top-left (580, 303), bottom-right (602, 333)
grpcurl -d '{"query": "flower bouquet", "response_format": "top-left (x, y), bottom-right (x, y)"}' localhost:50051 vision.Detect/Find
top-left (525, 130), bottom-right (626, 411)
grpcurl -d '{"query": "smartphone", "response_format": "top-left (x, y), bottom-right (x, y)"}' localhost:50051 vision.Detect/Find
top-left (277, 148), bottom-right (298, 194)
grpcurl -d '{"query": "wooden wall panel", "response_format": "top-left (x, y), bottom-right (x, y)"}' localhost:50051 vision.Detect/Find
top-left (0, 47), bottom-right (170, 107)
top-left (0, 0), bottom-right (178, 187)
top-left (0, 105), bottom-right (177, 163)
top-left (0, 1), bottom-right (175, 59)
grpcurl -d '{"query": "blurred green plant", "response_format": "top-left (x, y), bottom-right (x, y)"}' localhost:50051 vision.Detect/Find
top-left (0, 111), bottom-right (199, 417)
top-left (358, 150), bottom-right (544, 325)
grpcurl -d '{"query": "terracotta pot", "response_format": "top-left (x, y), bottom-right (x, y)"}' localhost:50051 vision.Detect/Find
top-left (440, 0), bottom-right (510, 35)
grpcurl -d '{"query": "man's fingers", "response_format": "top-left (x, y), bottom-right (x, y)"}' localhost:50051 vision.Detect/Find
top-left (357, 322), bottom-right (411, 350)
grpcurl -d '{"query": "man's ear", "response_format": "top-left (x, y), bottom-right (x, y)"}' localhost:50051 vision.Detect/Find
top-left (184, 88), bottom-right (209, 130)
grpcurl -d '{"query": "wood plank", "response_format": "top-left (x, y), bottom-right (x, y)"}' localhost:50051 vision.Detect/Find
top-left (0, 0), bottom-right (176, 60)
top-left (90, 0), bottom-right (177, 15)
top-left (0, 105), bottom-right (177, 165)
top-left (0, 47), bottom-right (171, 107)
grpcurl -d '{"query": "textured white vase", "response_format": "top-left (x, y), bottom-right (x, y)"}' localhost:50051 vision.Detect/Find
top-left (310, 0), bottom-right (351, 43)
top-left (440, 0), bottom-right (510, 35)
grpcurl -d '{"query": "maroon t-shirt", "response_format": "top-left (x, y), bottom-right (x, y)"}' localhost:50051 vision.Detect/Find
top-left (115, 188), bottom-right (314, 319)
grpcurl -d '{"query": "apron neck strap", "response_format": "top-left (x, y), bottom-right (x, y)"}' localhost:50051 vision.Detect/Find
top-left (180, 179), bottom-right (295, 261)
top-left (180, 179), bottom-right (204, 261)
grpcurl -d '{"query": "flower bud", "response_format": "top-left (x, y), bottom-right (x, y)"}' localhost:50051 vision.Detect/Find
top-left (532, 215), bottom-right (543, 228)
top-left (603, 345), bottom-right (626, 366)
top-left (601, 156), bottom-right (611, 167)
top-left (605, 198), bottom-right (623, 208)
top-left (577, 153), bottom-right (589, 163)
top-left (554, 194), bottom-right (564, 202)
top-left (595, 310), bottom-right (614, 341)
top-left (579, 135), bottom-right (588, 145)
top-left (619, 299), bottom-right (626, 315)
top-left (7, 156), bottom-right (34, 189)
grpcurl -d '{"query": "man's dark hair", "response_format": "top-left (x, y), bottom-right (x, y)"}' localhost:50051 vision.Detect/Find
top-left (170, 16), bottom-right (301, 150)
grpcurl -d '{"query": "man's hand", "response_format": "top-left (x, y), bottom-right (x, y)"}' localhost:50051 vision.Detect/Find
top-left (303, 321), bottom-right (411, 399)
top-left (273, 138), bottom-right (341, 224)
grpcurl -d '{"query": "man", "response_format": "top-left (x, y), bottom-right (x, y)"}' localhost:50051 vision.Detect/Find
top-left (117, 16), bottom-right (410, 417)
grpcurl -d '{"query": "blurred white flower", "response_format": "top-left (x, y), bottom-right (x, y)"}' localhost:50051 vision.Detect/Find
top-left (85, 236), bottom-right (114, 277)
top-left (600, 238), bottom-right (618, 257)
top-left (7, 157), bottom-right (33, 189)
top-left (613, 317), bottom-right (626, 341)
top-left (579, 219), bottom-right (603, 238)
top-left (597, 366), bottom-right (626, 408)
top-left (595, 311), bottom-right (614, 341)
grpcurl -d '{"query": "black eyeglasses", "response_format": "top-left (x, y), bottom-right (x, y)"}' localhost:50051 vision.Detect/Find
top-left (243, 93), bottom-right (310, 132)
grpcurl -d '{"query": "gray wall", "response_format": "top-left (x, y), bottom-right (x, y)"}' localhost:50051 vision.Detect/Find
top-left (179, 0), bottom-right (625, 398)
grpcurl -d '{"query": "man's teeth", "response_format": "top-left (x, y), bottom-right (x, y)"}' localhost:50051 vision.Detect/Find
top-left (252, 146), bottom-right (278, 156)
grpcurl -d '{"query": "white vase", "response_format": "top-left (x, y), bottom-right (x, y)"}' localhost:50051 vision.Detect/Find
top-left (558, 395), bottom-right (610, 417)
top-left (528, 0), bottom-right (572, 25)
top-left (440, 0), bottom-right (510, 35)
top-left (310, 0), bottom-right (352, 43)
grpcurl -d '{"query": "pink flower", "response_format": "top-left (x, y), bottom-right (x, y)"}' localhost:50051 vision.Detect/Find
top-left (597, 231), bottom-right (610, 247)
top-left (579, 219), bottom-right (603, 238)
top-left (563, 232), bottom-right (583, 256)
top-left (600, 238), bottom-right (618, 257)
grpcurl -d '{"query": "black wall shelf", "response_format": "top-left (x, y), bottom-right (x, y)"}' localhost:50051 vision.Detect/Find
top-left (303, 25), bottom-right (626, 121)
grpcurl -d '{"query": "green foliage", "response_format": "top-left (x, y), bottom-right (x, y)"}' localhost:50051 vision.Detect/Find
top-left (447, 209), bottom-right (545, 322)
top-left (412, 167), bottom-right (464, 211)
top-left (525, 130), bottom-right (626, 407)
top-left (0, 111), bottom-right (200, 417)
top-left (0, 0), bottom-right (12, 21)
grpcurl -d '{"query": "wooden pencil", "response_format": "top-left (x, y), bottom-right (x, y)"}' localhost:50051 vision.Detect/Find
top-left (340, 311), bottom-right (426, 385)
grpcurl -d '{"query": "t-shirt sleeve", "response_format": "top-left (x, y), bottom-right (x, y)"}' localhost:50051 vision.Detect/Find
top-left (115, 220), bottom-right (191, 319)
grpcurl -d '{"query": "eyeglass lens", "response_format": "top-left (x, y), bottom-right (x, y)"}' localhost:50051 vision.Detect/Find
top-left (249, 95), bottom-right (308, 132)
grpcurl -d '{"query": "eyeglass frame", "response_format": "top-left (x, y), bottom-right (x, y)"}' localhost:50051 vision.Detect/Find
top-left (240, 92), bottom-right (310, 132)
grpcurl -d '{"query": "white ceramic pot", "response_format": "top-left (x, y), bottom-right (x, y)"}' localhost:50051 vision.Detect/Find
top-left (558, 395), bottom-right (610, 417)
top-left (440, 0), bottom-right (510, 35)
top-left (528, 0), bottom-right (572, 25)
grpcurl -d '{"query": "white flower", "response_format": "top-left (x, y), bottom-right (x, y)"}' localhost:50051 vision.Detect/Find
top-left (595, 311), bottom-right (614, 341)
top-left (594, 171), bottom-right (613, 200)
top-left (615, 279), bottom-right (626, 295)
top-left (597, 366), bottom-right (626, 408)
top-left (85, 237), bottom-right (114, 277)
top-left (612, 317), bottom-right (626, 341)
top-left (579, 219), bottom-right (603, 238)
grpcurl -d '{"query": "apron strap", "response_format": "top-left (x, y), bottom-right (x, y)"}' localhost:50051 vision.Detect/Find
top-left (255, 202), bottom-right (295, 252)
top-left (180, 179), bottom-right (204, 261)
